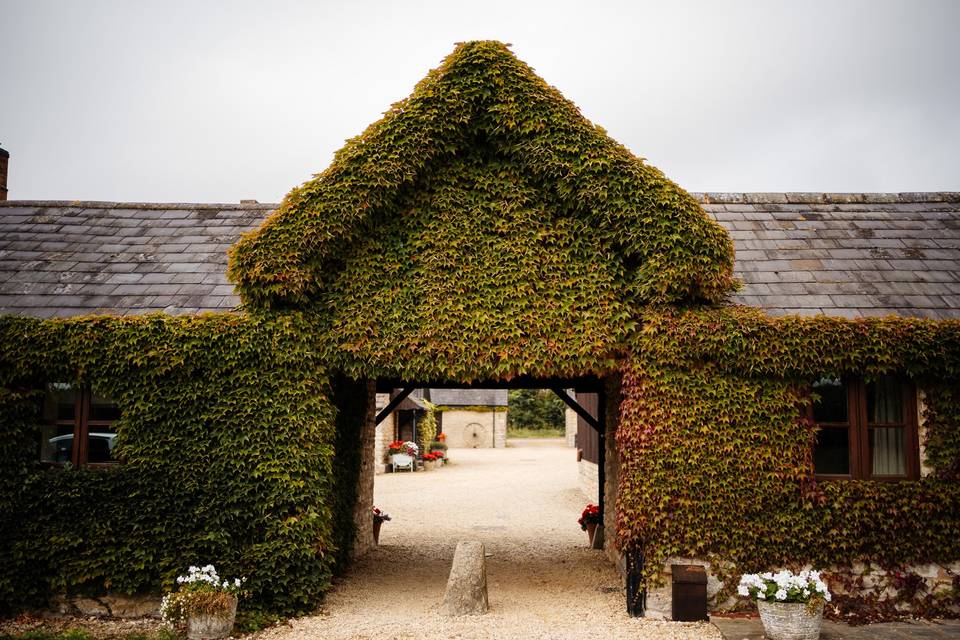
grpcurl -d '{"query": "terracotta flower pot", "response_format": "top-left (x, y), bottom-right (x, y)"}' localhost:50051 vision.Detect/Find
top-left (757, 600), bottom-right (824, 640)
top-left (586, 522), bottom-right (598, 545)
top-left (186, 595), bottom-right (237, 640)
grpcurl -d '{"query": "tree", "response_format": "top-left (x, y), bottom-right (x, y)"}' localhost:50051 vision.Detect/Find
top-left (507, 389), bottom-right (565, 431)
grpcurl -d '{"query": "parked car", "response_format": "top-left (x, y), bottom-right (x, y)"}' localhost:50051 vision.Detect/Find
top-left (48, 432), bottom-right (117, 463)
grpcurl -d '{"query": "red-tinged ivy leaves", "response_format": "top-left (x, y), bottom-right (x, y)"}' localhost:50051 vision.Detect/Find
top-left (616, 306), bottom-right (960, 611)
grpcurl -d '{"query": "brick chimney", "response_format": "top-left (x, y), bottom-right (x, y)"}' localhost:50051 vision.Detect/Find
top-left (0, 145), bottom-right (8, 201)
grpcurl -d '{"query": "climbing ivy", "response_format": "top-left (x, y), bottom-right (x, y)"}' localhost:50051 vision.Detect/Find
top-left (1, 40), bottom-right (957, 624)
top-left (228, 41), bottom-right (735, 382)
top-left (618, 306), bottom-right (960, 603)
top-left (0, 313), bottom-right (346, 616)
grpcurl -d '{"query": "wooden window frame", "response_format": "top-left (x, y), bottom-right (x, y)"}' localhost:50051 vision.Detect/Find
top-left (43, 385), bottom-right (120, 469)
top-left (811, 377), bottom-right (920, 481)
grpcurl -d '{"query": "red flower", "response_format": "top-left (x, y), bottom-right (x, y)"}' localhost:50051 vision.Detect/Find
top-left (577, 503), bottom-right (602, 530)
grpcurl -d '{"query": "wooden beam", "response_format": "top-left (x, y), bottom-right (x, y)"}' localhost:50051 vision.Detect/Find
top-left (551, 387), bottom-right (602, 433)
top-left (375, 386), bottom-right (416, 426)
top-left (554, 386), bottom-right (606, 526)
top-left (375, 374), bottom-right (603, 394)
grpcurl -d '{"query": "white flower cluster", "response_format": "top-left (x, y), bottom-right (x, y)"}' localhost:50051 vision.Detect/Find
top-left (737, 569), bottom-right (831, 604)
top-left (161, 564), bottom-right (247, 625)
top-left (159, 592), bottom-right (186, 625)
top-left (175, 564), bottom-right (245, 591)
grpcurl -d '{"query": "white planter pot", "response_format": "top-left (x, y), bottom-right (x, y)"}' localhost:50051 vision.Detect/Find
top-left (757, 600), bottom-right (823, 640)
top-left (390, 453), bottom-right (414, 471)
top-left (186, 596), bottom-right (237, 640)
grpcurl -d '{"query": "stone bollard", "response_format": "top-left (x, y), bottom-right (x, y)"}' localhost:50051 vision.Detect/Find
top-left (440, 540), bottom-right (489, 616)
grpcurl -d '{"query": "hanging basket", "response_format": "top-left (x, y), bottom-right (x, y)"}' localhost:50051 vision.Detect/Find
top-left (757, 600), bottom-right (823, 640)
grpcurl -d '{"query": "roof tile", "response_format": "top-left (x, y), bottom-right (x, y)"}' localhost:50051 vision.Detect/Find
top-left (1, 197), bottom-right (958, 318)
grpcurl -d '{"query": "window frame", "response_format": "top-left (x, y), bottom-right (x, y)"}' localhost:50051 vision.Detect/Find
top-left (42, 385), bottom-right (120, 469)
top-left (809, 377), bottom-right (920, 481)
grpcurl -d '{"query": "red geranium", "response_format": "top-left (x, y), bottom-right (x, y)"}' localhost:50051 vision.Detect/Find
top-left (578, 503), bottom-right (601, 530)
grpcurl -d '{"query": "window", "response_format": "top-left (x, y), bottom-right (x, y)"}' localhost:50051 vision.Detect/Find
top-left (40, 383), bottom-right (120, 467)
top-left (810, 376), bottom-right (919, 480)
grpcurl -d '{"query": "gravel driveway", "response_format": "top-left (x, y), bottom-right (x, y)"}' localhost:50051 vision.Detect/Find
top-left (254, 442), bottom-right (719, 640)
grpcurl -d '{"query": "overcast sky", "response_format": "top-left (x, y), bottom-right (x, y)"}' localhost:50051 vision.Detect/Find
top-left (2, 0), bottom-right (958, 202)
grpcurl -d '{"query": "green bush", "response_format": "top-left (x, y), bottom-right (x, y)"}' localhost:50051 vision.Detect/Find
top-left (507, 389), bottom-right (565, 432)
top-left (0, 313), bottom-right (344, 616)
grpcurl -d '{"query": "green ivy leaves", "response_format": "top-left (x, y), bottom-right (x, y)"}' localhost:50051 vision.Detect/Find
top-left (0, 313), bottom-right (339, 616)
top-left (228, 40), bottom-right (736, 380)
top-left (617, 307), bottom-right (960, 594)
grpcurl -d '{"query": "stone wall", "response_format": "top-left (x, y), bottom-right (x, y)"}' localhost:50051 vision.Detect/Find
top-left (351, 380), bottom-right (377, 558)
top-left (578, 459), bottom-right (599, 503)
top-left (49, 593), bottom-right (160, 618)
top-left (603, 375), bottom-right (622, 563)
top-left (374, 393), bottom-right (395, 475)
top-left (918, 389), bottom-right (933, 477)
top-left (564, 405), bottom-right (578, 447)
top-left (642, 558), bottom-right (960, 620)
top-left (440, 409), bottom-right (507, 448)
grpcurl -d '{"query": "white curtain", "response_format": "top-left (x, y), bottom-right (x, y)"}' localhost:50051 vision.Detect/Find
top-left (872, 427), bottom-right (905, 475)
top-left (870, 377), bottom-right (905, 476)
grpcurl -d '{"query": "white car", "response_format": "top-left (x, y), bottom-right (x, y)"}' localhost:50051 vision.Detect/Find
top-left (48, 432), bottom-right (117, 463)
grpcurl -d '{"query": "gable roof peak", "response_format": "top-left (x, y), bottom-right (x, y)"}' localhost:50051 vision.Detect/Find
top-left (228, 42), bottom-right (735, 323)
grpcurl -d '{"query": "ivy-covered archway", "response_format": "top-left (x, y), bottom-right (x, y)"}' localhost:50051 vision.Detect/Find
top-left (228, 40), bottom-right (735, 382)
top-left (227, 41), bottom-right (738, 616)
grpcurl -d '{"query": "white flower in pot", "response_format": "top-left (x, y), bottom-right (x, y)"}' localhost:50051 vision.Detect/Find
top-left (738, 569), bottom-right (831, 640)
top-left (161, 564), bottom-right (247, 640)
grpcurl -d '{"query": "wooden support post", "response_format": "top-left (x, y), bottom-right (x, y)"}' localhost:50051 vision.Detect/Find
top-left (597, 386), bottom-right (606, 525)
top-left (626, 546), bottom-right (646, 617)
top-left (552, 386), bottom-right (606, 534)
top-left (551, 387), bottom-right (601, 432)
top-left (375, 385), bottom-right (416, 426)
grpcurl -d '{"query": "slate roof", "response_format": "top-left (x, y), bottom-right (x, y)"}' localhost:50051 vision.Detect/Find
top-left (1, 193), bottom-right (958, 319)
top-left (697, 193), bottom-right (960, 319)
top-left (0, 202), bottom-right (268, 316)
top-left (427, 389), bottom-right (509, 407)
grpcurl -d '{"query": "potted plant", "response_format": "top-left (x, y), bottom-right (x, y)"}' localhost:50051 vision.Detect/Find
top-left (387, 440), bottom-right (405, 458)
top-left (738, 569), bottom-right (832, 640)
top-left (422, 451), bottom-right (441, 470)
top-left (161, 565), bottom-right (246, 640)
top-left (578, 503), bottom-right (602, 545)
top-left (388, 440), bottom-right (418, 471)
top-left (430, 441), bottom-right (448, 464)
top-left (372, 506), bottom-right (391, 544)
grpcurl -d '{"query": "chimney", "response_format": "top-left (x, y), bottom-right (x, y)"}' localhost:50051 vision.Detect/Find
top-left (0, 145), bottom-right (8, 201)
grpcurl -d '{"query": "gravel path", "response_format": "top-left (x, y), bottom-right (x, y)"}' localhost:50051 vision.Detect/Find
top-left (255, 443), bottom-right (720, 640)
